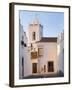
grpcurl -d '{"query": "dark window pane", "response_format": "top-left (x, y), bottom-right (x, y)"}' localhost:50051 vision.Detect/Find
top-left (33, 32), bottom-right (36, 40)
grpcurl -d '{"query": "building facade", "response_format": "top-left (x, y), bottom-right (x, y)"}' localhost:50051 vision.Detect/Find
top-left (19, 20), bottom-right (32, 79)
top-left (28, 18), bottom-right (58, 75)
top-left (19, 18), bottom-right (64, 78)
top-left (57, 32), bottom-right (64, 74)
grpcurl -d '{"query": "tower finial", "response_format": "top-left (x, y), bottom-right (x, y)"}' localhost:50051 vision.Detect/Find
top-left (33, 13), bottom-right (39, 24)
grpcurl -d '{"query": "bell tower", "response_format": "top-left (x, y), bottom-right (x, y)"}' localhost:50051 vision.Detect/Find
top-left (28, 18), bottom-right (43, 44)
top-left (28, 17), bottom-right (43, 74)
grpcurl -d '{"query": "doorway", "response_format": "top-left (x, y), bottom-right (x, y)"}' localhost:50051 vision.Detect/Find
top-left (22, 57), bottom-right (24, 77)
top-left (32, 63), bottom-right (37, 73)
top-left (48, 61), bottom-right (54, 72)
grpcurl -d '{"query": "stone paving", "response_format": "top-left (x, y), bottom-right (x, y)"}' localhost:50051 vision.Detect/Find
top-left (23, 71), bottom-right (64, 79)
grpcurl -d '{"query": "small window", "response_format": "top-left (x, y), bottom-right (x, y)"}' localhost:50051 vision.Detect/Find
top-left (38, 48), bottom-right (43, 57)
top-left (31, 43), bottom-right (33, 47)
top-left (32, 32), bottom-right (36, 40)
top-left (21, 36), bottom-right (24, 46)
top-left (21, 41), bottom-right (24, 46)
top-left (31, 43), bottom-right (33, 50)
top-left (21, 36), bottom-right (27, 47)
top-left (24, 43), bottom-right (27, 47)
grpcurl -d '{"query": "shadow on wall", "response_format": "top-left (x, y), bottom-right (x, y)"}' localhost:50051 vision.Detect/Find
top-left (57, 48), bottom-right (64, 76)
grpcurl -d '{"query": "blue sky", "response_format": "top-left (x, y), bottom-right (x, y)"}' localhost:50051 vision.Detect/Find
top-left (19, 10), bottom-right (64, 37)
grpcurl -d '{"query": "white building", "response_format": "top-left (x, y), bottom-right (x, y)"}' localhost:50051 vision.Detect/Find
top-left (19, 18), bottom-right (64, 78)
top-left (36, 38), bottom-right (57, 74)
top-left (19, 20), bottom-right (32, 79)
top-left (27, 18), bottom-right (58, 75)
top-left (57, 32), bottom-right (64, 74)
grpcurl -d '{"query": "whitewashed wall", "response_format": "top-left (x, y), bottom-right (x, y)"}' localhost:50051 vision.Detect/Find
top-left (37, 42), bottom-right (57, 74)
top-left (24, 48), bottom-right (32, 77)
top-left (28, 20), bottom-right (43, 44)
top-left (19, 22), bottom-right (32, 78)
top-left (57, 32), bottom-right (64, 73)
top-left (19, 22), bottom-right (25, 79)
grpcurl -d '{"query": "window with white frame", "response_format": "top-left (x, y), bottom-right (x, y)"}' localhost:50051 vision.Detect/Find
top-left (38, 48), bottom-right (43, 57)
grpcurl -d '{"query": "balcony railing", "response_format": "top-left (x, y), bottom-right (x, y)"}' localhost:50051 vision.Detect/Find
top-left (31, 52), bottom-right (38, 59)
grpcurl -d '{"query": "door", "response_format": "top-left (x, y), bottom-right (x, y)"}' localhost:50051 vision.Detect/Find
top-left (32, 63), bottom-right (37, 73)
top-left (22, 57), bottom-right (24, 77)
top-left (48, 61), bottom-right (54, 72)
top-left (44, 65), bottom-right (46, 72)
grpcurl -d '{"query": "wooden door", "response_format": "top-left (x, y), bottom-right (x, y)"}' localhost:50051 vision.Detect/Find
top-left (48, 61), bottom-right (54, 72)
top-left (32, 63), bottom-right (37, 73)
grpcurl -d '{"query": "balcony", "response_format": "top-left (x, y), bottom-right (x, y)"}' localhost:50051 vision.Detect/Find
top-left (31, 52), bottom-right (38, 59)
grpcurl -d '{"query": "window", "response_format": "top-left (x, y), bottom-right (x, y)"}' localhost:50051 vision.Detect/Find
top-left (31, 43), bottom-right (33, 50)
top-left (22, 57), bottom-right (24, 77)
top-left (38, 48), bottom-right (43, 57)
top-left (21, 36), bottom-right (27, 47)
top-left (48, 61), bottom-right (54, 72)
top-left (31, 43), bottom-right (33, 47)
top-left (32, 32), bottom-right (36, 40)
top-left (32, 63), bottom-right (37, 73)
top-left (24, 43), bottom-right (27, 47)
top-left (21, 36), bottom-right (24, 46)
top-left (21, 40), bottom-right (24, 46)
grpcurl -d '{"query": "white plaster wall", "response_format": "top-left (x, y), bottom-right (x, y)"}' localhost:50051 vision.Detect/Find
top-left (37, 42), bottom-right (57, 74)
top-left (59, 40), bottom-right (64, 73)
top-left (19, 23), bottom-right (32, 78)
top-left (24, 48), bottom-right (32, 77)
top-left (57, 32), bottom-right (64, 73)
top-left (19, 23), bottom-right (25, 79)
